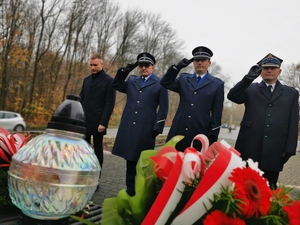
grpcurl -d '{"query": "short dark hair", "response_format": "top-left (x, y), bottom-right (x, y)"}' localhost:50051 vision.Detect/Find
top-left (90, 54), bottom-right (102, 60)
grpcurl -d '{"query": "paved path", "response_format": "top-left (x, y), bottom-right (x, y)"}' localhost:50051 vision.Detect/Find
top-left (91, 129), bottom-right (300, 206)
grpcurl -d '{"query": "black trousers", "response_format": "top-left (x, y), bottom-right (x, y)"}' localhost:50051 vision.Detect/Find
top-left (126, 160), bottom-right (138, 196)
top-left (85, 133), bottom-right (104, 168)
top-left (263, 170), bottom-right (279, 190)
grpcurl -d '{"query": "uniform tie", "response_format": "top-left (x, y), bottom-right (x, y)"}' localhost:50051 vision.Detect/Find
top-left (142, 77), bottom-right (146, 86)
top-left (267, 85), bottom-right (273, 94)
top-left (196, 76), bottom-right (201, 84)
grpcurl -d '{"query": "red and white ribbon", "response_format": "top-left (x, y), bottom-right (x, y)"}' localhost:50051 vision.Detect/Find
top-left (142, 152), bottom-right (184, 224)
top-left (142, 134), bottom-right (243, 225)
top-left (142, 140), bottom-right (203, 224)
top-left (172, 141), bottom-right (243, 224)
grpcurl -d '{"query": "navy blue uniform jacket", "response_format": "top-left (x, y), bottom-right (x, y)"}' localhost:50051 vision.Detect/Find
top-left (227, 77), bottom-right (299, 171)
top-left (161, 66), bottom-right (224, 151)
top-left (112, 69), bottom-right (169, 161)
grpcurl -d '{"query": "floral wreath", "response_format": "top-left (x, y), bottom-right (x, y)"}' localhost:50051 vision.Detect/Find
top-left (100, 134), bottom-right (300, 225)
top-left (0, 128), bottom-right (30, 206)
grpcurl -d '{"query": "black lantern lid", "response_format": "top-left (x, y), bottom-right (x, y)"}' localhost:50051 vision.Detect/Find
top-left (47, 94), bottom-right (86, 134)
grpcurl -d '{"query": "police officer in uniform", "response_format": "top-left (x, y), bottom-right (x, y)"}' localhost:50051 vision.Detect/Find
top-left (112, 52), bottom-right (169, 196)
top-left (161, 46), bottom-right (224, 151)
top-left (227, 53), bottom-right (299, 189)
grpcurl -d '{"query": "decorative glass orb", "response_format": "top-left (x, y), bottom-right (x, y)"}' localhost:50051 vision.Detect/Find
top-left (8, 95), bottom-right (100, 220)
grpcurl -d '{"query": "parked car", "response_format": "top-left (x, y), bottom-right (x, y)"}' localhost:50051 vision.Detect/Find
top-left (221, 123), bottom-right (228, 128)
top-left (0, 111), bottom-right (26, 132)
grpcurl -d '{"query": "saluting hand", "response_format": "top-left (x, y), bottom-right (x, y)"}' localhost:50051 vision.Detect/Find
top-left (246, 64), bottom-right (262, 80)
top-left (174, 58), bottom-right (194, 70)
top-left (123, 61), bottom-right (139, 73)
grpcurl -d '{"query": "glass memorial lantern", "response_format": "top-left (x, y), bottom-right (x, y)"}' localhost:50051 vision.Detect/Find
top-left (8, 95), bottom-right (100, 220)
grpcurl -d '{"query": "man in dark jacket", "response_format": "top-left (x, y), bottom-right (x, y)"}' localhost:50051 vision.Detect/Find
top-left (112, 52), bottom-right (168, 196)
top-left (79, 54), bottom-right (116, 171)
top-left (160, 46), bottom-right (224, 151)
top-left (227, 53), bottom-right (299, 189)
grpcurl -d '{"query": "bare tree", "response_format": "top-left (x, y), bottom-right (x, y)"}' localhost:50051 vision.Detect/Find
top-left (89, 0), bottom-right (121, 62)
top-left (136, 12), bottom-right (185, 76)
top-left (16, 1), bottom-right (42, 114)
top-left (0, 0), bottom-right (24, 109)
top-left (280, 63), bottom-right (300, 91)
top-left (111, 8), bottom-right (143, 68)
top-left (137, 13), bottom-right (170, 63)
top-left (209, 62), bottom-right (231, 91)
top-left (62, 0), bottom-right (94, 101)
top-left (28, 0), bottom-right (65, 106)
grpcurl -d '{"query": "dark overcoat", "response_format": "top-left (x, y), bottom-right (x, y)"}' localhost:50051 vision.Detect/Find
top-left (112, 70), bottom-right (169, 161)
top-left (227, 77), bottom-right (299, 171)
top-left (160, 66), bottom-right (224, 150)
top-left (79, 70), bottom-right (116, 135)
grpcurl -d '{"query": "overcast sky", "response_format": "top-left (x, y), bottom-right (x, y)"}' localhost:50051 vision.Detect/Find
top-left (114, 0), bottom-right (299, 85)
